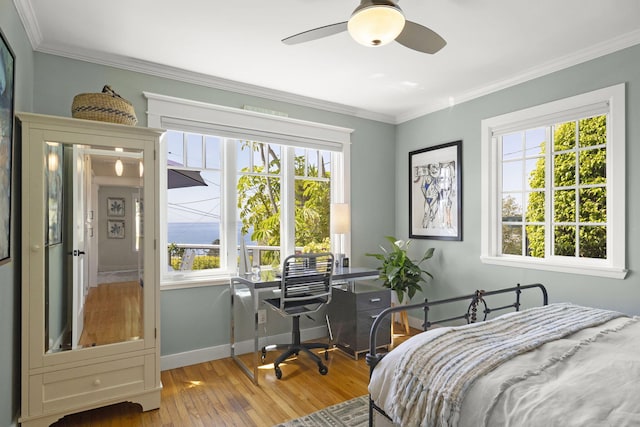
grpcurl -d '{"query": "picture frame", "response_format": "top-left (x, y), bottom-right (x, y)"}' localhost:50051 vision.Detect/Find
top-left (45, 142), bottom-right (64, 246)
top-left (107, 197), bottom-right (125, 217)
top-left (0, 27), bottom-right (15, 264)
top-left (107, 220), bottom-right (125, 239)
top-left (409, 140), bottom-right (462, 241)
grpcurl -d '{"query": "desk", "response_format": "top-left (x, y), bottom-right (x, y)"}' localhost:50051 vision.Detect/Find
top-left (230, 267), bottom-right (378, 385)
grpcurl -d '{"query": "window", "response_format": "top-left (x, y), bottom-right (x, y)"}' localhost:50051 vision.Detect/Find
top-left (236, 143), bottom-right (332, 265)
top-left (481, 84), bottom-right (626, 278)
top-left (293, 147), bottom-right (332, 251)
top-left (166, 131), bottom-right (222, 273)
top-left (145, 93), bottom-right (352, 287)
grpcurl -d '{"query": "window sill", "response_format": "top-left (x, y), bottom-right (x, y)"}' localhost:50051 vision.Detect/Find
top-left (480, 256), bottom-right (628, 280)
top-left (161, 274), bottom-right (231, 290)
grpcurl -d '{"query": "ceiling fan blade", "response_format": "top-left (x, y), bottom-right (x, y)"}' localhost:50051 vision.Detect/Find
top-left (395, 20), bottom-right (446, 54)
top-left (282, 22), bottom-right (348, 45)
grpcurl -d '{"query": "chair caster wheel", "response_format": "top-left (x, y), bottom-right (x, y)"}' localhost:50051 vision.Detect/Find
top-left (324, 349), bottom-right (329, 361)
top-left (261, 348), bottom-right (266, 363)
top-left (275, 366), bottom-right (282, 379)
top-left (318, 364), bottom-right (328, 375)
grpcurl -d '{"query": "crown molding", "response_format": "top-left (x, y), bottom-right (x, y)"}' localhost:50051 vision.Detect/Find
top-left (32, 41), bottom-right (397, 124)
top-left (397, 29), bottom-right (640, 123)
top-left (13, 0), bottom-right (42, 48)
top-left (13, 0), bottom-right (394, 123)
top-left (14, 0), bottom-right (640, 126)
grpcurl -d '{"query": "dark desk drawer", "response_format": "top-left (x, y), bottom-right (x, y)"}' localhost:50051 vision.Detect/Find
top-left (356, 291), bottom-right (390, 311)
top-left (355, 308), bottom-right (391, 350)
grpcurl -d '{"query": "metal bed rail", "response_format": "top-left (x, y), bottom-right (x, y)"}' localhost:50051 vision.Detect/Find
top-left (364, 283), bottom-right (548, 426)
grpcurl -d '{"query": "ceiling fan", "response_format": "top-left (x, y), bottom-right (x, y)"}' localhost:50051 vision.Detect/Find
top-left (282, 0), bottom-right (446, 54)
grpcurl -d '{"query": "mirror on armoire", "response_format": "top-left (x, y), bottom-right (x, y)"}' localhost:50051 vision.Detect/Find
top-left (44, 140), bottom-right (145, 353)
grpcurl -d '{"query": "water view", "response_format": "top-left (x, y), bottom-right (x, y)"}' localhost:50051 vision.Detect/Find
top-left (167, 222), bottom-right (254, 245)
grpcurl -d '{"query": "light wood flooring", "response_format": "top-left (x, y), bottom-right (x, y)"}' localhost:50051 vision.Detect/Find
top-left (78, 281), bottom-right (143, 347)
top-left (56, 284), bottom-right (417, 426)
top-left (52, 346), bottom-right (374, 426)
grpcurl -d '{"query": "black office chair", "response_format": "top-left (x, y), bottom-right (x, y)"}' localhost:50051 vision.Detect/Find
top-left (261, 252), bottom-right (335, 379)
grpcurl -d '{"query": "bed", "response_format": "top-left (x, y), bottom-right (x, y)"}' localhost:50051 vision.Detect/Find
top-left (366, 284), bottom-right (640, 427)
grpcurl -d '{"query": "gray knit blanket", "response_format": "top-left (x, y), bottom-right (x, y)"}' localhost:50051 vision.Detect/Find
top-left (389, 303), bottom-right (625, 427)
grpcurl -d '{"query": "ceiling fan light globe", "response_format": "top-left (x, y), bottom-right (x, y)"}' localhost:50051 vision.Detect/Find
top-left (348, 4), bottom-right (405, 47)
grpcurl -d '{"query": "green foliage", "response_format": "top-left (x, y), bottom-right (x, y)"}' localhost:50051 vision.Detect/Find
top-left (168, 238), bottom-right (221, 271)
top-left (525, 116), bottom-right (607, 258)
top-left (170, 255), bottom-right (220, 270)
top-left (192, 256), bottom-right (220, 270)
top-left (236, 142), bottom-right (330, 265)
top-left (501, 195), bottom-right (523, 255)
top-left (365, 236), bottom-right (435, 303)
top-left (295, 179), bottom-right (330, 247)
top-left (168, 243), bottom-right (184, 259)
top-left (301, 237), bottom-right (331, 253)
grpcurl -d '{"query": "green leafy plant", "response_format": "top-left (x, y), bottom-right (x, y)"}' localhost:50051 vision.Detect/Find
top-left (366, 236), bottom-right (435, 303)
top-left (301, 237), bottom-right (331, 253)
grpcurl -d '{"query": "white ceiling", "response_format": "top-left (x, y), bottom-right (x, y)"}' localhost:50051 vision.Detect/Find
top-left (14, 0), bottom-right (640, 124)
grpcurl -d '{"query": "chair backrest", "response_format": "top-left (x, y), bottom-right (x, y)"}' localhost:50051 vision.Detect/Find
top-left (277, 253), bottom-right (334, 315)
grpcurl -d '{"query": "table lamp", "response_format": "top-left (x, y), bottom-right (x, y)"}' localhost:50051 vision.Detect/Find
top-left (331, 203), bottom-right (350, 268)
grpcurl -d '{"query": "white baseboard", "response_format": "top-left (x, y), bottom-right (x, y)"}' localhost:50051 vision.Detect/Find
top-left (408, 314), bottom-right (424, 330)
top-left (160, 325), bottom-right (328, 371)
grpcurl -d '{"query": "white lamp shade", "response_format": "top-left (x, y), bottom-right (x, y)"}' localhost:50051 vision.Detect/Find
top-left (331, 203), bottom-right (350, 234)
top-left (348, 4), bottom-right (405, 47)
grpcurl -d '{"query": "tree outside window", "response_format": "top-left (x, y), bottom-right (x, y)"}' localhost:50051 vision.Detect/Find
top-left (237, 142), bottom-right (331, 267)
top-left (501, 115), bottom-right (607, 260)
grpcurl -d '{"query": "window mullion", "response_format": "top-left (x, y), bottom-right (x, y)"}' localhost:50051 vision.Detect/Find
top-left (544, 126), bottom-right (553, 259)
top-left (281, 147), bottom-right (296, 257)
top-left (222, 138), bottom-right (236, 274)
top-left (182, 132), bottom-right (187, 166)
top-left (200, 134), bottom-right (206, 169)
top-left (520, 133), bottom-right (526, 256)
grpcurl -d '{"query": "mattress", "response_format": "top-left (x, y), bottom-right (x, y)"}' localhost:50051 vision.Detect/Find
top-left (369, 305), bottom-right (640, 427)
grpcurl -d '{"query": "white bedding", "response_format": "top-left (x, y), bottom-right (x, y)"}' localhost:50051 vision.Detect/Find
top-left (369, 306), bottom-right (640, 427)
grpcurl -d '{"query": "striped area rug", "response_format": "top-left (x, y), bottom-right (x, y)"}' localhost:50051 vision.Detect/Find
top-left (274, 395), bottom-right (369, 427)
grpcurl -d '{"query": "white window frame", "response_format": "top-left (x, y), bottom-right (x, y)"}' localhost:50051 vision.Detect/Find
top-left (480, 83), bottom-right (627, 279)
top-left (144, 92), bottom-right (353, 288)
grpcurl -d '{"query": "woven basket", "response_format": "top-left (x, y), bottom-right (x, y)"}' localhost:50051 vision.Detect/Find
top-left (71, 85), bottom-right (138, 126)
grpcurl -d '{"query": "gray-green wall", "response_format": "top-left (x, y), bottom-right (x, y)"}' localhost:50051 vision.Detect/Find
top-left (0, 0), bottom-right (34, 425)
top-left (3, 0), bottom-right (640, 423)
top-left (395, 44), bottom-right (640, 315)
top-left (30, 54), bottom-right (397, 361)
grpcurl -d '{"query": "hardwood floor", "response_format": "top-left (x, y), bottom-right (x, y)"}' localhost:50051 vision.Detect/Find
top-left (78, 281), bottom-right (143, 347)
top-left (52, 345), bottom-right (371, 426)
top-left (57, 285), bottom-right (417, 426)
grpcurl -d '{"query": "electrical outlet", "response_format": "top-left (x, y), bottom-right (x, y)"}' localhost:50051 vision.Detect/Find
top-left (258, 309), bottom-right (267, 324)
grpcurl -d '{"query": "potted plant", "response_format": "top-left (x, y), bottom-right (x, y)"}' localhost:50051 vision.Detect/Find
top-left (366, 236), bottom-right (435, 303)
